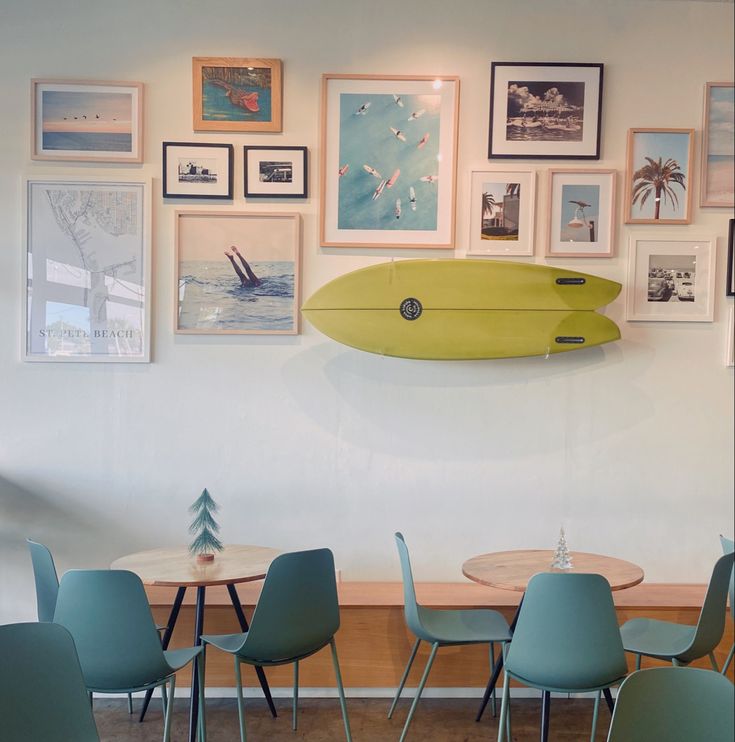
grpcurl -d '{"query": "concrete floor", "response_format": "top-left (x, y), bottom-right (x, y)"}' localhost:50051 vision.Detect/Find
top-left (93, 697), bottom-right (612, 741)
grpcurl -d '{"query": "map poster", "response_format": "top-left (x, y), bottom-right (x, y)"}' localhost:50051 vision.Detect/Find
top-left (24, 178), bottom-right (151, 362)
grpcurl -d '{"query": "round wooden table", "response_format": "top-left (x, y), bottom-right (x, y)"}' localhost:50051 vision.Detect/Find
top-left (112, 544), bottom-right (281, 742)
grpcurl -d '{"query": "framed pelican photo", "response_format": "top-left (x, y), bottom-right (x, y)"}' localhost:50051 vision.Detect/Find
top-left (320, 73), bottom-right (460, 249)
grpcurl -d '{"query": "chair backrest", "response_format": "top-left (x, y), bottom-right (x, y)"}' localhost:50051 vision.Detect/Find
top-left (607, 667), bottom-right (735, 742)
top-left (394, 533), bottom-right (424, 637)
top-left (679, 551), bottom-right (734, 663)
top-left (53, 569), bottom-right (171, 690)
top-left (720, 535), bottom-right (734, 624)
top-left (0, 622), bottom-right (100, 742)
top-left (241, 548), bottom-right (340, 662)
top-left (27, 539), bottom-right (59, 622)
top-left (506, 572), bottom-right (627, 691)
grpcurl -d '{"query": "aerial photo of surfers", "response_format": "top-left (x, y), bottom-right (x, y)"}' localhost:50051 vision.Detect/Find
top-left (506, 81), bottom-right (585, 142)
top-left (201, 65), bottom-right (272, 123)
top-left (337, 92), bottom-right (440, 231)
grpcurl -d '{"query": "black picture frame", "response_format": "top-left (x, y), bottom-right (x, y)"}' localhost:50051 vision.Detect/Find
top-left (162, 142), bottom-right (233, 200)
top-left (488, 62), bottom-right (604, 160)
top-left (727, 219), bottom-right (734, 297)
top-left (244, 145), bottom-right (308, 198)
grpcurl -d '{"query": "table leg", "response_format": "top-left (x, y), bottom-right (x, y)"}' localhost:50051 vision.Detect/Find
top-left (227, 583), bottom-right (277, 718)
top-left (139, 586), bottom-right (186, 723)
top-left (188, 585), bottom-right (206, 742)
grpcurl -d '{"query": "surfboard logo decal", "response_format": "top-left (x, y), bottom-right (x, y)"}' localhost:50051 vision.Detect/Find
top-left (400, 298), bottom-right (423, 321)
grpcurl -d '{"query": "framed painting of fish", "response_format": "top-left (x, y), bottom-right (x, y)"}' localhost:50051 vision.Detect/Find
top-left (192, 57), bottom-right (282, 132)
top-left (320, 73), bottom-right (460, 249)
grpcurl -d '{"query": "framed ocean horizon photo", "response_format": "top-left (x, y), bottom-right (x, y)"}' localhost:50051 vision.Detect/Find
top-left (701, 82), bottom-right (734, 208)
top-left (31, 79), bottom-right (143, 162)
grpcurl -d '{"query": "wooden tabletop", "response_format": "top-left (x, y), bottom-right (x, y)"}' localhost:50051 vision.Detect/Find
top-left (462, 550), bottom-right (644, 592)
top-left (111, 544), bottom-right (281, 587)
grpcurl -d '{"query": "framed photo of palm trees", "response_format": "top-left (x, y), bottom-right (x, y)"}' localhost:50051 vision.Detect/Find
top-left (625, 128), bottom-right (694, 224)
top-left (468, 169), bottom-right (535, 256)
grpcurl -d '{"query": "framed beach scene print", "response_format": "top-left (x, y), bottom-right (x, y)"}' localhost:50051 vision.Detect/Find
top-left (244, 146), bottom-right (308, 198)
top-left (626, 236), bottom-right (715, 322)
top-left (175, 211), bottom-right (300, 335)
top-left (625, 128), bottom-right (693, 224)
top-left (192, 57), bottom-right (282, 132)
top-left (468, 169), bottom-right (535, 256)
top-left (162, 142), bottom-right (233, 199)
top-left (24, 177), bottom-right (151, 362)
top-left (320, 73), bottom-right (459, 249)
top-left (545, 169), bottom-right (616, 257)
top-left (701, 82), bottom-right (734, 207)
top-left (31, 79), bottom-right (143, 162)
top-left (488, 62), bottom-right (603, 159)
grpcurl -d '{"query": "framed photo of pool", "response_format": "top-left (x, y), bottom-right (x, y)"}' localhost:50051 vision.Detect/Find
top-left (192, 57), bottom-right (282, 132)
top-left (320, 73), bottom-right (460, 249)
top-left (174, 211), bottom-right (301, 335)
top-left (488, 62), bottom-right (603, 159)
top-left (31, 79), bottom-right (143, 163)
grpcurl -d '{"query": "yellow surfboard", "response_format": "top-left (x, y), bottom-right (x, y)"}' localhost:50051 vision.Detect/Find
top-left (302, 260), bottom-right (621, 360)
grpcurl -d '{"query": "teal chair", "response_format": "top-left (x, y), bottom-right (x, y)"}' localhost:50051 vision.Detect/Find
top-left (0, 622), bottom-right (100, 742)
top-left (390, 533), bottom-right (511, 742)
top-left (720, 535), bottom-right (734, 675)
top-left (620, 551), bottom-right (734, 671)
top-left (201, 548), bottom-right (352, 742)
top-left (53, 569), bottom-right (205, 742)
top-left (606, 667), bottom-right (735, 742)
top-left (497, 572), bottom-right (628, 742)
top-left (27, 539), bottom-right (59, 622)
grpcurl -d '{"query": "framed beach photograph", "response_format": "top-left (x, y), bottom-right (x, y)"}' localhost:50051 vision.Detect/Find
top-left (625, 128), bottom-right (694, 224)
top-left (192, 57), bottom-right (282, 132)
top-left (31, 79), bottom-right (143, 162)
top-left (468, 169), bottom-right (535, 256)
top-left (175, 211), bottom-right (300, 335)
top-left (244, 146), bottom-right (307, 198)
top-left (626, 235), bottom-right (716, 322)
top-left (24, 177), bottom-right (151, 362)
top-left (320, 73), bottom-right (460, 249)
top-left (701, 82), bottom-right (734, 208)
top-left (162, 142), bottom-right (233, 199)
top-left (488, 62), bottom-right (603, 159)
top-left (545, 169), bottom-right (616, 257)
top-left (727, 219), bottom-right (734, 296)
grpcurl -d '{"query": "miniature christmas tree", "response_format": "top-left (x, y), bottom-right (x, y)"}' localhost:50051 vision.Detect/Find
top-left (551, 526), bottom-right (573, 570)
top-left (188, 488), bottom-right (223, 563)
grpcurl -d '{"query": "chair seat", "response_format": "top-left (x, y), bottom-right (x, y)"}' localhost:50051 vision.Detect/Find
top-left (163, 646), bottom-right (202, 672)
top-left (201, 632), bottom-right (246, 654)
top-left (418, 606), bottom-right (511, 644)
top-left (620, 617), bottom-right (695, 660)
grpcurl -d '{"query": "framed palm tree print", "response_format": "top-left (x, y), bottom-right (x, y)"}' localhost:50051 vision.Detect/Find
top-left (625, 128), bottom-right (693, 224)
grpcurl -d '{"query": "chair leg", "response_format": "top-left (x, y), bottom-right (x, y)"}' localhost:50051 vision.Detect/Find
top-left (163, 676), bottom-right (176, 742)
top-left (293, 660), bottom-right (299, 731)
top-left (162, 683), bottom-right (168, 715)
top-left (672, 658), bottom-right (681, 667)
top-left (234, 656), bottom-right (247, 742)
top-left (590, 691), bottom-right (601, 742)
top-left (329, 638), bottom-right (352, 742)
top-left (198, 645), bottom-right (207, 742)
top-left (497, 666), bottom-right (511, 742)
top-left (128, 693), bottom-right (134, 714)
top-left (89, 691), bottom-right (93, 710)
top-left (722, 644), bottom-right (734, 675)
top-left (389, 637), bottom-right (421, 719)
top-left (490, 642), bottom-right (497, 718)
top-left (540, 690), bottom-right (551, 742)
top-left (399, 642), bottom-right (438, 742)
top-left (708, 652), bottom-right (720, 672)
top-left (635, 654), bottom-right (641, 671)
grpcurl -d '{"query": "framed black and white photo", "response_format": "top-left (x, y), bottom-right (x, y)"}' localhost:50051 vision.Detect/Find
top-left (488, 62), bottom-right (603, 159)
top-left (727, 218), bottom-right (734, 296)
top-left (244, 146), bottom-right (307, 198)
top-left (163, 142), bottom-right (233, 199)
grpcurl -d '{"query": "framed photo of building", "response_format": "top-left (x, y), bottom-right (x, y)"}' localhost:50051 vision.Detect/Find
top-left (625, 128), bottom-right (694, 224)
top-left (700, 82), bottom-right (734, 208)
top-left (468, 169), bottom-right (535, 256)
top-left (192, 57), bottom-right (282, 132)
top-left (31, 79), bottom-right (143, 163)
top-left (244, 146), bottom-right (308, 198)
top-left (626, 235), bottom-right (715, 322)
top-left (320, 73), bottom-right (460, 249)
top-left (488, 62), bottom-right (603, 159)
top-left (545, 169), bottom-right (616, 257)
top-left (162, 142), bottom-right (233, 199)
top-left (175, 211), bottom-right (301, 335)
top-left (24, 177), bottom-right (151, 362)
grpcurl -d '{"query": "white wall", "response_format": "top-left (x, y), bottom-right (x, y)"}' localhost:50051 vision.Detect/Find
top-left (1, 0), bottom-right (733, 623)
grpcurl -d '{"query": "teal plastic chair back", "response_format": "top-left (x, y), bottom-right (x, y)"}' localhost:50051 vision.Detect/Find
top-left (394, 532), bottom-right (429, 640)
top-left (720, 535), bottom-right (734, 620)
top-left (607, 667), bottom-right (735, 742)
top-left (27, 539), bottom-right (59, 622)
top-left (240, 548), bottom-right (340, 662)
top-left (507, 572), bottom-right (628, 691)
top-left (0, 622), bottom-right (100, 742)
top-left (53, 569), bottom-right (172, 690)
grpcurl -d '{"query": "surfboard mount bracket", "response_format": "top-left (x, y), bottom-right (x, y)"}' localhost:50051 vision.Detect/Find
top-left (555, 336), bottom-right (586, 344)
top-left (556, 277), bottom-right (586, 285)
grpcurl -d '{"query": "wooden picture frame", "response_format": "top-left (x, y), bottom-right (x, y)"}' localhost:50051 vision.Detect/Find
top-left (700, 82), bottom-right (734, 208)
top-left (192, 57), bottom-right (282, 132)
top-left (545, 169), bottom-right (616, 258)
top-left (31, 79), bottom-right (143, 163)
top-left (162, 142), bottom-right (234, 200)
top-left (727, 218), bottom-right (734, 297)
top-left (625, 128), bottom-right (694, 224)
top-left (174, 211), bottom-right (301, 335)
top-left (244, 145), bottom-right (308, 198)
top-left (320, 73), bottom-right (460, 249)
